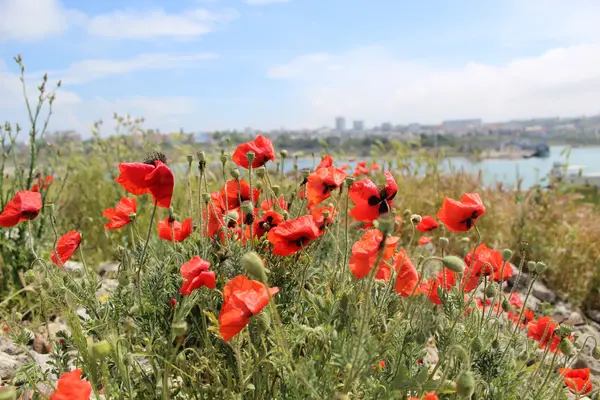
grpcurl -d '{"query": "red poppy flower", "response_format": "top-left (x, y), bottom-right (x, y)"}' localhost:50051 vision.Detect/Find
top-left (103, 197), bottom-right (136, 229)
top-left (349, 230), bottom-right (399, 280)
top-left (31, 175), bottom-right (54, 192)
top-left (393, 249), bottom-right (419, 296)
top-left (508, 308), bottom-right (534, 329)
top-left (261, 196), bottom-right (288, 212)
top-left (371, 163), bottom-right (380, 171)
top-left (340, 164), bottom-right (350, 171)
top-left (527, 316), bottom-right (560, 351)
top-left (509, 292), bottom-right (524, 309)
top-left (437, 193), bottom-right (485, 232)
top-left (349, 171), bottom-right (398, 223)
top-left (559, 368), bottom-right (592, 394)
top-left (267, 215), bottom-right (320, 256)
top-left (310, 206), bottom-right (336, 231)
top-left (409, 393), bottom-right (439, 400)
top-left (115, 159), bottom-right (174, 208)
top-left (0, 190), bottom-right (43, 227)
top-left (251, 210), bottom-right (284, 238)
top-left (49, 369), bottom-right (92, 400)
top-left (306, 166), bottom-right (346, 207)
top-left (317, 154), bottom-right (333, 170)
top-left (416, 216), bottom-right (439, 232)
top-left (157, 217), bottom-right (192, 242)
top-left (353, 166), bottom-right (370, 177)
top-left (51, 231), bottom-right (82, 266)
top-left (357, 161), bottom-right (367, 167)
top-left (219, 275), bottom-right (279, 342)
top-left (394, 216), bottom-right (403, 232)
top-left (372, 360), bottom-right (386, 370)
top-left (422, 269), bottom-right (457, 305)
top-left (170, 298), bottom-right (176, 308)
top-left (220, 179), bottom-right (261, 211)
top-left (232, 135), bottom-right (276, 169)
top-left (418, 236), bottom-right (432, 246)
top-left (179, 256), bottom-right (216, 295)
top-left (463, 243), bottom-right (513, 292)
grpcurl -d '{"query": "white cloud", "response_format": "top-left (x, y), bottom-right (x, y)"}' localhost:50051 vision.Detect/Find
top-left (268, 44), bottom-right (600, 125)
top-left (42, 53), bottom-right (219, 85)
top-left (86, 8), bottom-right (239, 39)
top-left (0, 0), bottom-right (83, 42)
top-left (243, 0), bottom-right (290, 4)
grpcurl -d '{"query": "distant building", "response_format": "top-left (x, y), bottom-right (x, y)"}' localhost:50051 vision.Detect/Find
top-left (442, 119), bottom-right (482, 132)
top-left (352, 120), bottom-right (364, 131)
top-left (335, 116), bottom-right (346, 131)
top-left (381, 122), bottom-right (392, 131)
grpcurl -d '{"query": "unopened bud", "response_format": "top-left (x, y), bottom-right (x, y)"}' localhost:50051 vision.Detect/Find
top-left (502, 299), bottom-right (510, 312)
top-left (118, 273), bottom-right (129, 286)
top-left (91, 340), bottom-right (112, 360)
top-left (15, 312), bottom-right (23, 321)
top-left (0, 386), bottom-right (17, 400)
top-left (375, 215), bottom-right (394, 235)
top-left (403, 209), bottom-right (412, 217)
top-left (592, 346), bottom-right (600, 360)
top-left (502, 249), bottom-right (513, 262)
top-left (485, 282), bottom-right (498, 298)
top-left (230, 168), bottom-right (240, 180)
top-left (456, 370), bottom-right (475, 398)
top-left (186, 155), bottom-right (193, 164)
top-left (470, 337), bottom-right (483, 352)
top-left (241, 201), bottom-right (254, 215)
top-left (559, 338), bottom-right (574, 356)
top-left (172, 321), bottom-right (188, 337)
top-left (280, 150), bottom-right (288, 158)
top-left (197, 151), bottom-right (206, 162)
top-left (558, 324), bottom-right (573, 337)
top-left (439, 237), bottom-right (449, 248)
top-left (442, 255), bottom-right (466, 273)
top-left (535, 262), bottom-right (547, 274)
top-left (246, 151), bottom-right (255, 164)
top-left (410, 214), bottom-right (422, 224)
top-left (492, 339), bottom-right (500, 349)
top-left (176, 352), bottom-right (186, 364)
top-left (226, 211), bottom-right (239, 223)
top-left (255, 167), bottom-right (265, 178)
top-left (202, 193), bottom-right (211, 202)
top-left (220, 153), bottom-right (228, 165)
top-left (242, 252), bottom-right (267, 282)
top-left (272, 185), bottom-right (280, 196)
top-left (460, 237), bottom-right (470, 244)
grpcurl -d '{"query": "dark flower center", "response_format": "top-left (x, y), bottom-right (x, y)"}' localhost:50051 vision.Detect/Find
top-left (22, 211), bottom-right (39, 219)
top-left (292, 237), bottom-right (309, 247)
top-left (460, 211), bottom-right (480, 229)
top-left (322, 183), bottom-right (338, 194)
top-left (244, 214), bottom-right (255, 225)
top-left (143, 151), bottom-right (168, 165)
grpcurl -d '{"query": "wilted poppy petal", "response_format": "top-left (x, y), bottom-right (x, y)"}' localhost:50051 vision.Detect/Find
top-left (51, 231), bottom-right (82, 266)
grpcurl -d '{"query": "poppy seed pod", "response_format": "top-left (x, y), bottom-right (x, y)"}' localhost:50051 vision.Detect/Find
top-left (172, 321), bottom-right (188, 337)
top-left (301, 169), bottom-right (310, 179)
top-left (0, 386), bottom-right (17, 400)
top-left (456, 370), bottom-right (475, 398)
top-left (439, 237), bottom-right (449, 248)
top-left (592, 346), bottom-right (600, 360)
top-left (186, 155), bottom-right (193, 164)
top-left (485, 282), bottom-right (498, 298)
top-left (558, 324), bottom-right (572, 338)
top-left (255, 167), bottom-right (265, 178)
top-left (242, 251), bottom-right (267, 282)
top-left (527, 261), bottom-right (536, 272)
top-left (344, 177), bottom-right (355, 186)
top-left (502, 299), bottom-right (510, 312)
top-left (375, 215), bottom-right (394, 235)
top-left (272, 185), bottom-right (280, 196)
top-left (322, 210), bottom-right (330, 219)
top-left (410, 214), bottom-right (422, 224)
top-left (241, 201), bottom-right (254, 215)
top-left (220, 153), bottom-right (228, 165)
top-left (502, 249), bottom-right (513, 262)
top-left (442, 255), bottom-right (466, 273)
top-left (197, 151), bottom-right (206, 162)
top-left (202, 193), bottom-right (211, 203)
top-left (559, 338), bottom-right (574, 356)
top-left (230, 168), bottom-right (241, 180)
top-left (280, 150), bottom-right (288, 158)
top-left (246, 151), bottom-right (255, 164)
top-left (460, 237), bottom-right (470, 244)
top-left (535, 262), bottom-right (547, 274)
top-left (91, 340), bottom-right (112, 360)
top-left (226, 210), bottom-right (239, 223)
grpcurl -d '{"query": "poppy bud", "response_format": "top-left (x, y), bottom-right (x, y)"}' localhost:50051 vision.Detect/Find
top-left (535, 262), bottom-right (547, 274)
top-left (502, 249), bottom-right (513, 262)
top-left (470, 337), bottom-right (483, 352)
top-left (91, 340), bottom-right (112, 360)
top-left (439, 237), bottom-right (449, 248)
top-left (491, 339), bottom-right (500, 349)
top-left (334, 394), bottom-right (350, 400)
top-left (280, 150), bottom-right (288, 158)
top-left (410, 214), bottom-right (422, 224)
top-left (14, 312), bottom-right (22, 321)
top-left (559, 338), bottom-right (574, 356)
top-left (255, 167), bottom-right (265, 178)
top-left (118, 273), bottom-right (129, 286)
top-left (442, 255), bottom-right (466, 273)
top-left (375, 215), bottom-right (394, 235)
top-left (186, 155), bottom-right (193, 164)
top-left (172, 321), bottom-right (188, 337)
top-left (501, 299), bottom-right (510, 312)
top-left (242, 251), bottom-right (267, 282)
top-left (0, 386), bottom-right (17, 400)
top-left (197, 151), bottom-right (206, 162)
top-left (230, 168), bottom-right (241, 180)
top-left (202, 193), bottom-right (211, 203)
top-left (456, 370), bottom-right (475, 398)
top-left (24, 270), bottom-right (36, 283)
top-left (301, 169), bottom-right (310, 179)
top-left (272, 185), bottom-right (281, 196)
top-left (344, 177), bottom-right (355, 187)
top-left (460, 237), bottom-right (470, 244)
top-left (176, 352), bottom-right (186, 364)
top-left (127, 212), bottom-right (137, 220)
top-left (558, 324), bottom-right (572, 337)
top-left (246, 383), bottom-right (256, 391)
top-left (526, 261), bottom-right (536, 272)
top-left (241, 201), bottom-right (254, 215)
top-left (246, 151), bottom-right (256, 164)
top-left (220, 153), bottom-right (228, 165)
top-left (403, 209), bottom-right (412, 217)
top-left (485, 282), bottom-right (498, 298)
top-left (123, 318), bottom-right (136, 333)
top-left (592, 346), bottom-right (600, 360)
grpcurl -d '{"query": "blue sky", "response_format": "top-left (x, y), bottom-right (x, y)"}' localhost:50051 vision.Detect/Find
top-left (2, 0), bottom-right (600, 136)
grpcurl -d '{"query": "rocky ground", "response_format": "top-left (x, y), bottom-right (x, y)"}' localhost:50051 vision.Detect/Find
top-left (1, 261), bottom-right (598, 399)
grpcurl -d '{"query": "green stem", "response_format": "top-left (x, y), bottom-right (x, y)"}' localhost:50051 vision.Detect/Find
top-left (137, 201), bottom-right (158, 310)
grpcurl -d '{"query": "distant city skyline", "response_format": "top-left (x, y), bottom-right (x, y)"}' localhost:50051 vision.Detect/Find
top-left (3, 0), bottom-right (600, 137)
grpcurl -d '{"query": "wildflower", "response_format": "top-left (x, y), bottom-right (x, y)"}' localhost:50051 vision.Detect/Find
top-left (219, 275), bottom-right (279, 342)
top-left (371, 360), bottom-right (386, 370)
top-left (179, 256), bottom-right (216, 295)
top-left (353, 164), bottom-right (370, 177)
top-left (220, 179), bottom-right (261, 210)
top-left (306, 166), bottom-right (346, 207)
top-left (261, 196), bottom-right (288, 212)
top-left (310, 206), bottom-right (336, 232)
top-left (409, 393), bottom-right (439, 400)
top-left (418, 236), bottom-right (432, 246)
top-left (51, 231), bottom-right (82, 266)
top-left (340, 163), bottom-right (350, 171)
top-left (31, 175), bottom-right (54, 192)
top-left (371, 163), bottom-right (380, 171)
top-left (558, 368), bottom-right (592, 395)
top-left (527, 316), bottom-right (561, 352)
top-left (316, 154), bottom-right (333, 170)
top-left (252, 210), bottom-right (284, 238)
top-left (422, 269), bottom-right (457, 305)
top-left (393, 249), bottom-right (419, 296)
top-left (49, 369), bottom-right (92, 400)
top-left (394, 216), bottom-right (403, 232)
top-left (463, 243), bottom-right (514, 292)
top-left (0, 190), bottom-right (43, 227)
top-left (267, 215), bottom-right (320, 256)
top-left (349, 229), bottom-right (399, 280)
top-left (170, 298), bottom-right (176, 308)
top-left (232, 135), bottom-right (275, 169)
top-left (349, 171), bottom-right (398, 223)
top-left (103, 197), bottom-right (136, 229)
top-left (157, 217), bottom-right (192, 242)
top-left (416, 216), bottom-right (439, 232)
top-left (508, 308), bottom-right (535, 329)
top-left (437, 193), bottom-right (485, 232)
top-left (509, 292), bottom-right (523, 309)
top-left (115, 156), bottom-right (174, 208)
